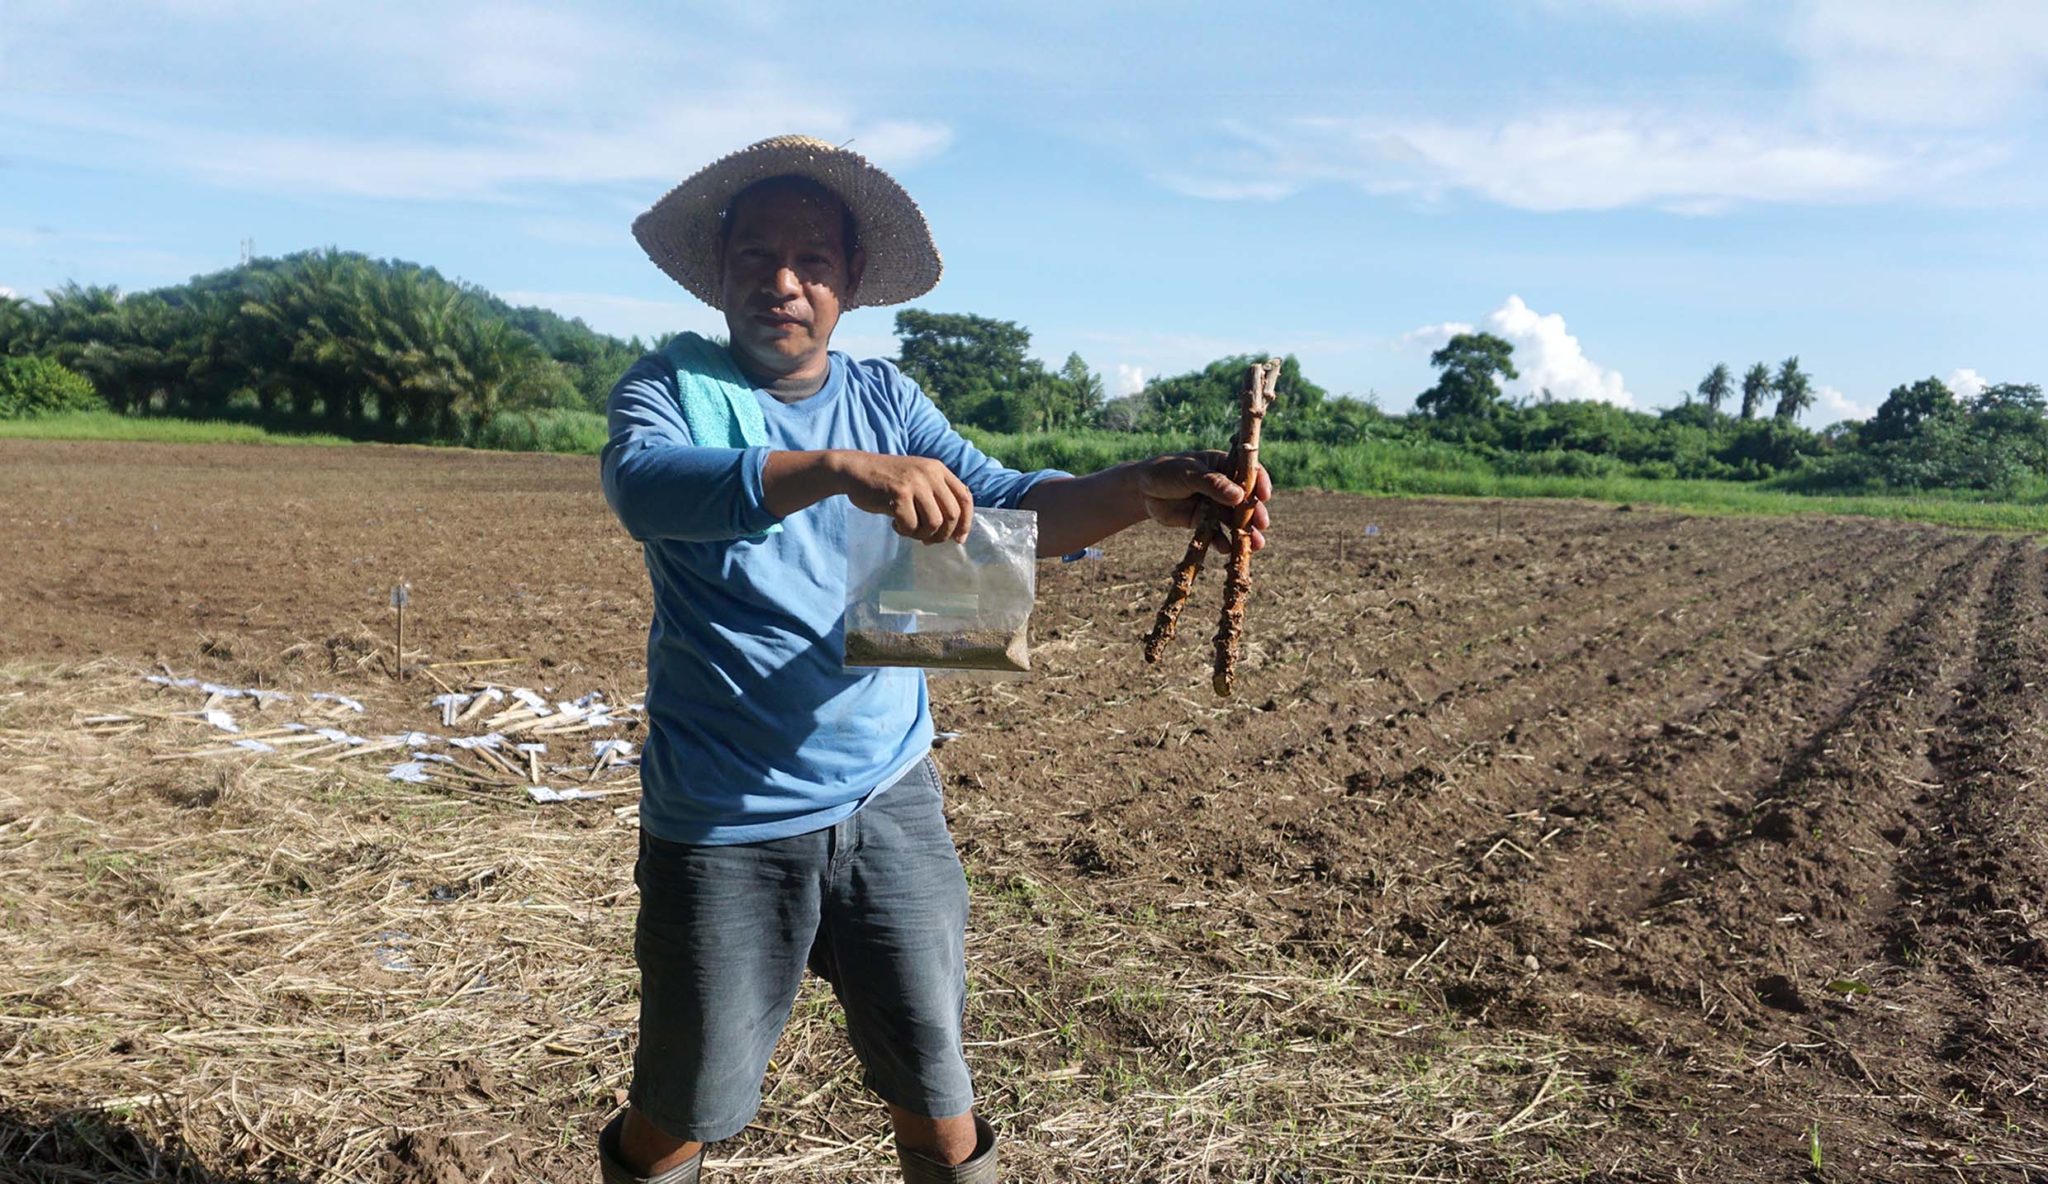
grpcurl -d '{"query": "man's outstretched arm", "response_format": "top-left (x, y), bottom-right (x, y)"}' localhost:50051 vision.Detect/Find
top-left (602, 356), bottom-right (980, 545)
top-left (1019, 451), bottom-right (1272, 559)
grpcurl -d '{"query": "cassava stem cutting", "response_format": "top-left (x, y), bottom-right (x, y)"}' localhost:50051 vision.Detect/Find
top-left (1141, 357), bottom-right (1280, 696)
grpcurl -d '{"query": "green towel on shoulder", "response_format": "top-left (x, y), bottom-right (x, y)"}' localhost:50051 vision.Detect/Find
top-left (659, 332), bottom-right (780, 537)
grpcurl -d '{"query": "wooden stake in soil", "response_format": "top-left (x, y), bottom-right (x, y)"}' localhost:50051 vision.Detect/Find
top-left (391, 582), bottom-right (410, 682)
top-left (517, 743), bottom-right (546, 784)
top-left (1141, 358), bottom-right (1280, 695)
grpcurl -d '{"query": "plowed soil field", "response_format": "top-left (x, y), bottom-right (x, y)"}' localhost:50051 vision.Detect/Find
top-left (3, 439), bottom-right (2047, 1182)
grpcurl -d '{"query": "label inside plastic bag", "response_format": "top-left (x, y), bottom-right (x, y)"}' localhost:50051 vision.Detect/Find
top-left (877, 590), bottom-right (982, 617)
top-left (843, 508), bottom-right (1038, 674)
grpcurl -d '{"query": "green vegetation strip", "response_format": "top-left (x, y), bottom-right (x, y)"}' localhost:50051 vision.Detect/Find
top-left (6, 413), bottom-right (2044, 533)
top-left (0, 407), bottom-right (612, 454)
top-left (0, 411), bottom-right (355, 447)
top-left (966, 429), bottom-right (2048, 534)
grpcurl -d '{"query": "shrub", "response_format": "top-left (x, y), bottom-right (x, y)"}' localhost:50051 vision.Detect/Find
top-left (1489, 447), bottom-right (1626, 479)
top-left (0, 356), bottom-right (104, 419)
top-left (468, 408), bottom-right (607, 454)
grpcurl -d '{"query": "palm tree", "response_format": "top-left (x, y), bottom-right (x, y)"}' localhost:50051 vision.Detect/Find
top-left (1739, 362), bottom-right (1771, 421)
top-left (446, 315), bottom-right (571, 439)
top-left (173, 288), bottom-right (251, 419)
top-left (41, 285), bottom-right (188, 413)
top-left (243, 250), bottom-right (478, 435)
top-left (240, 250), bottom-right (356, 423)
top-left (1055, 352), bottom-right (1104, 430)
top-left (1696, 363), bottom-right (1732, 416)
top-left (1772, 356), bottom-right (1814, 422)
top-left (0, 294), bottom-right (37, 357)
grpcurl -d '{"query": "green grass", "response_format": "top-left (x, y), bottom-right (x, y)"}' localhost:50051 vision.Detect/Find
top-left (0, 407), bottom-right (611, 456)
top-left (0, 411), bottom-right (356, 448)
top-left (8, 413), bottom-right (2048, 533)
top-left (966, 428), bottom-right (2048, 533)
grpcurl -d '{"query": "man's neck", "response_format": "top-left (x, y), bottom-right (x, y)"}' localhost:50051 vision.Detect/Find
top-left (733, 349), bottom-right (831, 402)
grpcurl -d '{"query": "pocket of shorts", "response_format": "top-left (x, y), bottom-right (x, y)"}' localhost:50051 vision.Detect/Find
top-left (922, 753), bottom-right (944, 797)
top-left (636, 830), bottom-right (717, 901)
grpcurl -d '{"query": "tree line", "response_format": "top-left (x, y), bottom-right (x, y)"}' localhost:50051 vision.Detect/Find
top-left (0, 250), bottom-right (642, 444)
top-left (3, 253), bottom-right (2041, 495)
top-left (1401, 329), bottom-right (2045, 492)
top-left (900, 316), bottom-right (2046, 495)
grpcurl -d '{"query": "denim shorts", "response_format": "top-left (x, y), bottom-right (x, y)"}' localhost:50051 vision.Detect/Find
top-left (629, 755), bottom-right (973, 1142)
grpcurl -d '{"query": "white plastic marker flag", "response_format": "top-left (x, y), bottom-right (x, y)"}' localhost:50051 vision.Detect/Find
top-left (527, 786), bottom-right (604, 803)
top-left (433, 693), bottom-right (472, 726)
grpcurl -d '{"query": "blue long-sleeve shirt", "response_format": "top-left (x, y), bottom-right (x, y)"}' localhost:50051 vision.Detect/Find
top-left (602, 348), bottom-right (1069, 844)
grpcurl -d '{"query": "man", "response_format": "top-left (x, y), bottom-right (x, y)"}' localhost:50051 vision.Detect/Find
top-left (598, 135), bottom-right (1271, 1183)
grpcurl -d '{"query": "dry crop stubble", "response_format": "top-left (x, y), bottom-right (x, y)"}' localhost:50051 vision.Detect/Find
top-left (5, 440), bottom-right (2048, 1180)
top-left (0, 663), bottom-right (1598, 1182)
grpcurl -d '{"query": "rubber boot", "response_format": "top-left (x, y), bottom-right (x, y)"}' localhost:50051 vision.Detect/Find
top-left (897, 1116), bottom-right (997, 1183)
top-left (598, 1113), bottom-right (703, 1184)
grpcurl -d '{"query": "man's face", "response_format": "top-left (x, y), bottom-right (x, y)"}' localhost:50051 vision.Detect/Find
top-left (718, 183), bottom-right (863, 385)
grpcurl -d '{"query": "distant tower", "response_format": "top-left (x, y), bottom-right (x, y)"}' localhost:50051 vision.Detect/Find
top-left (240, 238), bottom-right (254, 267)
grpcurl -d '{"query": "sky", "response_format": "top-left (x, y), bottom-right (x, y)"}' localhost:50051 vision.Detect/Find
top-left (3, 1), bottom-right (2045, 422)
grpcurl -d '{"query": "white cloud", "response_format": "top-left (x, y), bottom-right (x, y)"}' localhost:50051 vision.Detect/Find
top-left (0, 286), bottom-right (15, 299)
top-left (1796, 1), bottom-right (2048, 127)
top-left (1161, 111), bottom-right (1987, 213)
top-left (1112, 363), bottom-right (1146, 398)
top-left (436, 3), bottom-right (624, 108)
top-left (1398, 321), bottom-right (1475, 350)
top-left (1486, 296), bottom-right (1632, 406)
top-left (1403, 297), bottom-right (1632, 407)
top-left (0, 3), bottom-right (954, 205)
top-left (1154, 175), bottom-right (1299, 202)
top-left (5, 97), bottom-right (954, 203)
top-left (6, 2), bottom-right (673, 111)
top-left (1815, 384), bottom-right (1876, 422)
top-left (1157, 1), bottom-right (2048, 215)
top-left (1945, 367), bottom-right (1988, 400)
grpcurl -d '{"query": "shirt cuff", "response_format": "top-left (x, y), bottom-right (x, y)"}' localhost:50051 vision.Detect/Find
top-left (1001, 467), bottom-right (1075, 510)
top-left (736, 445), bottom-right (784, 536)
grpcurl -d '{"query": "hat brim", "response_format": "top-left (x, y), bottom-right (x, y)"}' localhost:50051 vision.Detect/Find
top-left (632, 135), bottom-right (942, 311)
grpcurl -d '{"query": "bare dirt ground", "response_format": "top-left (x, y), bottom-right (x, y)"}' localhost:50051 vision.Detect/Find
top-left (3, 438), bottom-right (2047, 1182)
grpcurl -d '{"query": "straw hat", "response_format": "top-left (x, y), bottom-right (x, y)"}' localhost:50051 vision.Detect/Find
top-left (632, 134), bottom-right (942, 310)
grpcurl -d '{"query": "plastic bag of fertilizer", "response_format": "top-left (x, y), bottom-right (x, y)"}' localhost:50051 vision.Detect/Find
top-left (843, 507), bottom-right (1037, 674)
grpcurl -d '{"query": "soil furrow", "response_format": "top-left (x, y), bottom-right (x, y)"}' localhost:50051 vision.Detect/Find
top-left (1833, 541), bottom-right (2048, 1163)
top-left (1590, 537), bottom-right (1997, 1020)
top-left (1007, 516), bottom-right (1859, 913)
top-left (1392, 524), bottom-right (1966, 958)
top-left (13, 443), bottom-right (2047, 1184)
top-left (1349, 530), bottom-right (1968, 1006)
